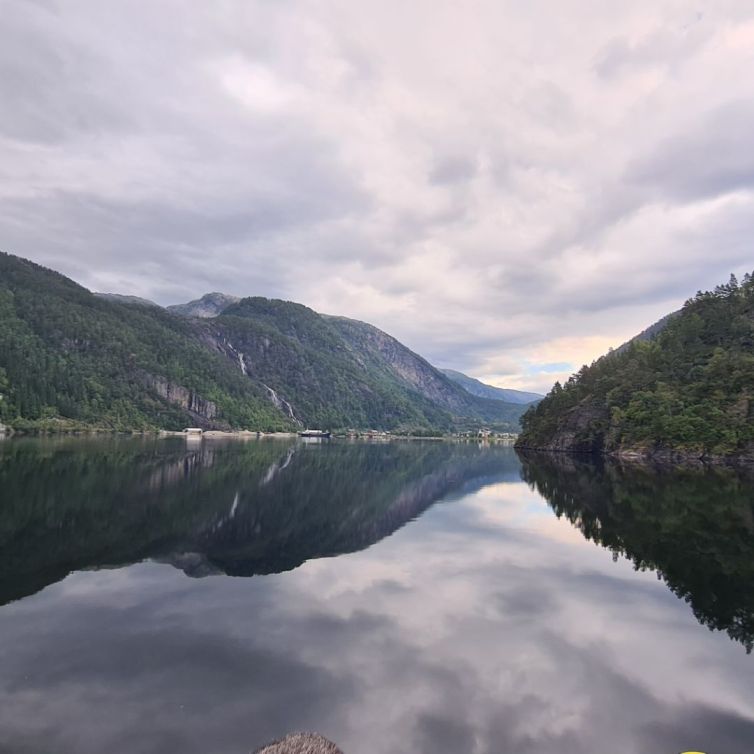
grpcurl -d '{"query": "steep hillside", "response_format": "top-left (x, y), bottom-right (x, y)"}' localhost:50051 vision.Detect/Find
top-left (0, 253), bottom-right (293, 432)
top-left (442, 368), bottom-right (542, 404)
top-left (516, 273), bottom-right (754, 461)
top-left (0, 252), bottom-right (526, 432)
top-left (326, 316), bottom-right (529, 426)
top-left (202, 303), bottom-right (527, 430)
top-left (203, 304), bottom-right (451, 430)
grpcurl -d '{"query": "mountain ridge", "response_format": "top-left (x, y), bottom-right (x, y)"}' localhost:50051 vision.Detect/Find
top-left (0, 252), bottom-right (528, 433)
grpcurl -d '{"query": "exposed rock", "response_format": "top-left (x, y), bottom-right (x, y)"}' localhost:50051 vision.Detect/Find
top-left (141, 373), bottom-right (220, 426)
top-left (515, 398), bottom-right (609, 454)
top-left (327, 315), bottom-right (475, 411)
top-left (155, 551), bottom-right (222, 578)
top-left (167, 292), bottom-right (240, 318)
top-left (263, 383), bottom-right (301, 425)
top-left (254, 733), bottom-right (343, 754)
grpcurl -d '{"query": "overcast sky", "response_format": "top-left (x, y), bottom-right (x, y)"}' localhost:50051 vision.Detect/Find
top-left (2, 1), bottom-right (754, 393)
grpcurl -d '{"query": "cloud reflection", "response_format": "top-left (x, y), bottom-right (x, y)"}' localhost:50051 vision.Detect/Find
top-left (0, 444), bottom-right (753, 753)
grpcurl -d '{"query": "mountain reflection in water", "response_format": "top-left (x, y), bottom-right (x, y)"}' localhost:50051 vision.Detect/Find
top-left (0, 437), bottom-right (517, 604)
top-left (1, 438), bottom-right (753, 754)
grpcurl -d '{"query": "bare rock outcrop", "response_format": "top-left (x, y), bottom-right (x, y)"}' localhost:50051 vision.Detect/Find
top-left (140, 373), bottom-right (220, 426)
top-left (255, 733), bottom-right (343, 754)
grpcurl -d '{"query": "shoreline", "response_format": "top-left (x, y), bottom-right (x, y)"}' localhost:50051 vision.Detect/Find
top-left (514, 443), bottom-right (754, 468)
top-left (1, 426), bottom-right (519, 444)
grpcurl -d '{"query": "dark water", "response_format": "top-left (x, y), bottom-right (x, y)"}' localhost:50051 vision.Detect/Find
top-left (1, 437), bottom-right (753, 754)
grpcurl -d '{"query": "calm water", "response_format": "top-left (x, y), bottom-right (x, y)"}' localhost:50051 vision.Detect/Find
top-left (0, 437), bottom-right (753, 753)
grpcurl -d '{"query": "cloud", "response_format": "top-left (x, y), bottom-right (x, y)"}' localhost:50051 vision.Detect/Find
top-left (2, 0), bottom-right (754, 392)
top-left (1, 465), bottom-right (753, 754)
top-left (628, 100), bottom-right (754, 201)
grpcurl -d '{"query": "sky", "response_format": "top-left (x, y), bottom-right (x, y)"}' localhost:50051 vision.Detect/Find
top-left (2, 1), bottom-right (754, 394)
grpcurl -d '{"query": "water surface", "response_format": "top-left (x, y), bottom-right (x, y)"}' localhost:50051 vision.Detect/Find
top-left (0, 437), bottom-right (752, 753)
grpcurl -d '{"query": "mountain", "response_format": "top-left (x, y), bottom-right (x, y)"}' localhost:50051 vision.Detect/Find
top-left (203, 299), bottom-right (529, 430)
top-left (0, 252), bottom-right (527, 432)
top-left (167, 292), bottom-right (240, 318)
top-left (442, 369), bottom-right (542, 404)
top-left (516, 273), bottom-right (754, 461)
top-left (0, 252), bottom-right (288, 432)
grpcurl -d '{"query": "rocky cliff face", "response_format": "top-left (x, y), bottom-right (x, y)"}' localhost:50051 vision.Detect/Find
top-left (141, 373), bottom-right (221, 427)
top-left (328, 317), bottom-right (532, 427)
top-left (167, 292), bottom-right (240, 318)
top-left (328, 316), bottom-right (460, 401)
top-left (516, 399), bottom-right (609, 454)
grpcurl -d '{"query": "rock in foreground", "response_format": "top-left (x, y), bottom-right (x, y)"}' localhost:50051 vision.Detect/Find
top-left (255, 732), bottom-right (343, 754)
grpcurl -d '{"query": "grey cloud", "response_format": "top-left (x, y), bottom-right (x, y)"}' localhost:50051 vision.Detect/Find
top-left (428, 155), bottom-right (477, 185)
top-left (594, 21), bottom-right (707, 80)
top-left (628, 100), bottom-right (754, 201)
top-left (412, 713), bottom-right (477, 754)
top-left (640, 705), bottom-right (754, 754)
top-left (2, 1), bottom-right (754, 391)
top-left (0, 4), bottom-right (132, 144)
top-left (0, 575), bottom-right (359, 754)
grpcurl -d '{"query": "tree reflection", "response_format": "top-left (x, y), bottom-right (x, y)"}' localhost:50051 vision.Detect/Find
top-left (519, 451), bottom-right (754, 651)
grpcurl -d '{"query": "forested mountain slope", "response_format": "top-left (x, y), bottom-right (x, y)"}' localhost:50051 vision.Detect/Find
top-left (516, 273), bottom-right (754, 460)
top-left (0, 252), bottom-right (288, 431)
top-left (324, 315), bottom-right (529, 426)
top-left (0, 252), bottom-right (526, 432)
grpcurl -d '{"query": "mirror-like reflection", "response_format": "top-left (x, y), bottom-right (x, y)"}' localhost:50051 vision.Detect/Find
top-left (518, 450), bottom-right (754, 651)
top-left (0, 437), bottom-right (517, 604)
top-left (0, 438), bottom-right (753, 754)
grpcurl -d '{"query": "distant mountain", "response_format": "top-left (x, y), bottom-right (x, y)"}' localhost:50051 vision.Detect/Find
top-left (516, 273), bottom-right (754, 461)
top-left (0, 252), bottom-right (528, 432)
top-left (95, 292), bottom-right (160, 308)
top-left (442, 369), bottom-right (542, 405)
top-left (167, 292), bottom-right (240, 318)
